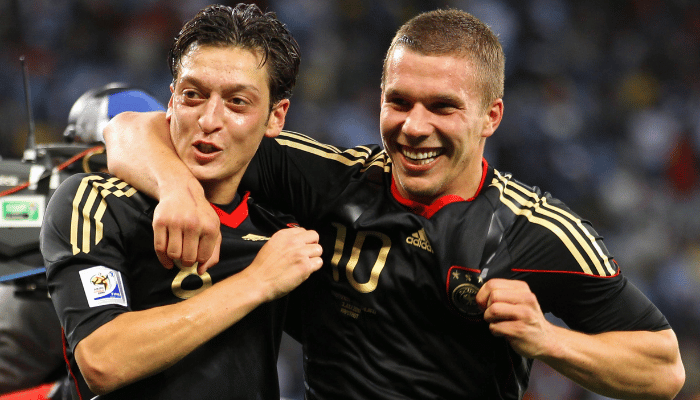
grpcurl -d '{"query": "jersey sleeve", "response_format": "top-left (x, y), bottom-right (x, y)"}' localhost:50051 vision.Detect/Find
top-left (242, 131), bottom-right (386, 223)
top-left (515, 217), bottom-right (669, 334)
top-left (542, 273), bottom-right (669, 333)
top-left (490, 172), bottom-right (669, 333)
top-left (40, 173), bottom-right (142, 352)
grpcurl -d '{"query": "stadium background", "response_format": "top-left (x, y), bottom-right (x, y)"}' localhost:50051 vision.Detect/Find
top-left (0, 0), bottom-right (698, 398)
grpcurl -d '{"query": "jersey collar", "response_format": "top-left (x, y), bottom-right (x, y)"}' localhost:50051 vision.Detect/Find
top-left (210, 191), bottom-right (250, 228)
top-left (390, 158), bottom-right (489, 219)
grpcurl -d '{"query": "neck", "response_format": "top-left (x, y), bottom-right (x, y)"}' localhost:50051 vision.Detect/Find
top-left (202, 181), bottom-right (240, 205)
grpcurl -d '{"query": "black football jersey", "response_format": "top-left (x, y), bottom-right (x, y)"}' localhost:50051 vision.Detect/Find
top-left (41, 173), bottom-right (296, 400)
top-left (242, 131), bottom-right (669, 400)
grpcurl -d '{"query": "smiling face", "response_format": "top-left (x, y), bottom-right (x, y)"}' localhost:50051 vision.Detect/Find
top-left (380, 46), bottom-right (503, 204)
top-left (167, 44), bottom-right (289, 204)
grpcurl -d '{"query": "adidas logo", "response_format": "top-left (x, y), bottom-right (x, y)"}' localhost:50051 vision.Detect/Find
top-left (406, 229), bottom-right (433, 253)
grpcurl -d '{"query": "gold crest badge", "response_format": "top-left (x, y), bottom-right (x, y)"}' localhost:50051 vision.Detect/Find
top-left (447, 266), bottom-right (483, 317)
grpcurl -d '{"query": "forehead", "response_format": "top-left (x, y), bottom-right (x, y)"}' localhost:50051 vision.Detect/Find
top-left (383, 47), bottom-right (478, 100)
top-left (177, 45), bottom-right (270, 93)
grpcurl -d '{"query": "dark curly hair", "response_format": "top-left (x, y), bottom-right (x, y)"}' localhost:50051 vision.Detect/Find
top-left (168, 3), bottom-right (301, 109)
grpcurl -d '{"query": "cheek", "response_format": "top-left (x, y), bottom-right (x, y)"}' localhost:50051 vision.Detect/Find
top-left (168, 120), bottom-right (191, 156)
top-left (380, 112), bottom-right (400, 142)
top-left (229, 113), bottom-right (265, 138)
top-left (380, 107), bottom-right (398, 128)
top-left (171, 137), bottom-right (189, 159)
top-left (451, 120), bottom-right (481, 149)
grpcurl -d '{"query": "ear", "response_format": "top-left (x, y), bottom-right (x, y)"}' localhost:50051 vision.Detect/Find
top-left (481, 98), bottom-right (503, 139)
top-left (265, 98), bottom-right (290, 138)
top-left (166, 83), bottom-right (175, 122)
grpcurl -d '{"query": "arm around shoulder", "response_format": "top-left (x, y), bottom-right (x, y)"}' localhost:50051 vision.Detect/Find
top-left (104, 110), bottom-right (188, 200)
top-left (104, 111), bottom-right (221, 270)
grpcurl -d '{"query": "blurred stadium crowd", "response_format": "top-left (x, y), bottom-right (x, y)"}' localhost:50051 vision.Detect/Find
top-left (1, 0), bottom-right (698, 398)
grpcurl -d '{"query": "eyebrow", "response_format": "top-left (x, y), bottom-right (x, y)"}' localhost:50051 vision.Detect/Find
top-left (384, 88), bottom-right (463, 106)
top-left (180, 75), bottom-right (262, 98)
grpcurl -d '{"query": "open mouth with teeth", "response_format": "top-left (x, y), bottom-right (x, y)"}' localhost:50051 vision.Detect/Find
top-left (195, 142), bottom-right (221, 154)
top-left (400, 145), bottom-right (443, 165)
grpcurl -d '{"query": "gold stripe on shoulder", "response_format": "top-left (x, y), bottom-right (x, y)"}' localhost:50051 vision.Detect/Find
top-left (275, 138), bottom-right (377, 167)
top-left (277, 130), bottom-right (378, 160)
top-left (360, 152), bottom-right (390, 173)
top-left (70, 175), bottom-right (136, 255)
top-left (276, 131), bottom-right (391, 174)
top-left (91, 176), bottom-right (138, 198)
top-left (492, 170), bottom-right (615, 276)
top-left (70, 176), bottom-right (101, 255)
top-left (278, 131), bottom-right (343, 153)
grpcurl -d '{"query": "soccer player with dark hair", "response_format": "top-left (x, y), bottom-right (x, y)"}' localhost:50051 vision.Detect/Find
top-left (40, 4), bottom-right (321, 399)
top-left (104, 8), bottom-right (685, 400)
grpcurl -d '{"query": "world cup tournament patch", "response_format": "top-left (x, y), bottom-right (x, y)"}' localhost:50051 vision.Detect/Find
top-left (79, 266), bottom-right (127, 307)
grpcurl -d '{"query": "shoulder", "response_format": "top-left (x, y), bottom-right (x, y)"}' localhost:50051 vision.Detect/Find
top-left (52, 172), bottom-right (135, 197)
top-left (42, 173), bottom-right (153, 264)
top-left (487, 168), bottom-right (583, 237)
top-left (44, 173), bottom-right (153, 245)
top-left (49, 173), bottom-right (152, 213)
top-left (487, 168), bottom-right (618, 277)
top-left (265, 130), bottom-right (388, 171)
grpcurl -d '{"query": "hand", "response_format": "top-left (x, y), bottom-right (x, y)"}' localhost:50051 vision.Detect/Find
top-left (243, 227), bottom-right (323, 302)
top-left (152, 181), bottom-right (221, 274)
top-left (105, 111), bottom-right (221, 274)
top-left (476, 278), bottom-right (556, 359)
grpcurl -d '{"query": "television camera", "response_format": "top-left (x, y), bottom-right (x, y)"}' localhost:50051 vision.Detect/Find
top-left (0, 58), bottom-right (164, 293)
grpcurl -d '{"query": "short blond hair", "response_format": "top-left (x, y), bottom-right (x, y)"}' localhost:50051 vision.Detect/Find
top-left (382, 9), bottom-right (505, 109)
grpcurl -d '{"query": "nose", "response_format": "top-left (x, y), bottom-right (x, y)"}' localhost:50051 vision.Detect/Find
top-left (198, 96), bottom-right (224, 134)
top-left (402, 103), bottom-right (432, 138)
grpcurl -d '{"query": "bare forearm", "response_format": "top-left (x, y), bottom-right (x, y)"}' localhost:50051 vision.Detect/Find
top-left (74, 228), bottom-right (322, 395)
top-left (75, 271), bottom-right (266, 394)
top-left (104, 111), bottom-right (197, 200)
top-left (105, 111), bottom-right (221, 269)
top-left (540, 327), bottom-right (684, 399)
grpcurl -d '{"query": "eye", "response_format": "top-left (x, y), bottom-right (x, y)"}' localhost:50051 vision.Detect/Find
top-left (224, 95), bottom-right (254, 111)
top-left (385, 95), bottom-right (411, 111)
top-left (182, 89), bottom-right (203, 101)
top-left (229, 97), bottom-right (249, 106)
top-left (430, 101), bottom-right (458, 114)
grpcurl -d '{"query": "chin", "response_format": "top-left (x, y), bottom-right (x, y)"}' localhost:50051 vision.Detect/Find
top-left (400, 184), bottom-right (439, 204)
top-left (189, 168), bottom-right (216, 183)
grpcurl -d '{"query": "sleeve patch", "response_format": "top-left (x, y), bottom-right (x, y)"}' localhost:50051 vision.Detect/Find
top-left (79, 266), bottom-right (127, 307)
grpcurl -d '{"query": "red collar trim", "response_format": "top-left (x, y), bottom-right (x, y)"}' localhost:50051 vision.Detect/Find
top-left (391, 158), bottom-right (488, 219)
top-left (210, 192), bottom-right (250, 228)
